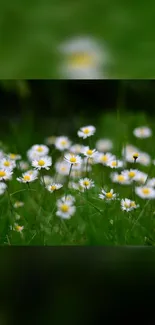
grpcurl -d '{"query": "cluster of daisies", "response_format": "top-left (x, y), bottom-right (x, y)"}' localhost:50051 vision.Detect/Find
top-left (0, 124), bottom-right (155, 234)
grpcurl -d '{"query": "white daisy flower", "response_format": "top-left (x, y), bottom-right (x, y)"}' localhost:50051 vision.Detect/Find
top-left (0, 169), bottom-right (13, 181)
top-left (134, 171), bottom-right (148, 185)
top-left (8, 153), bottom-right (21, 161)
top-left (60, 195), bottom-right (76, 205)
top-left (110, 172), bottom-right (130, 185)
top-left (45, 136), bottom-right (56, 146)
top-left (82, 146), bottom-right (97, 159)
top-left (122, 144), bottom-right (140, 163)
top-left (55, 136), bottom-right (71, 151)
top-left (64, 153), bottom-right (82, 165)
top-left (133, 126), bottom-right (152, 139)
top-left (122, 169), bottom-right (139, 181)
top-left (55, 161), bottom-right (70, 176)
top-left (79, 178), bottom-right (94, 190)
top-left (42, 175), bottom-right (53, 186)
top-left (70, 144), bottom-right (84, 154)
top-left (17, 171), bottom-right (38, 183)
top-left (27, 169), bottom-right (39, 177)
top-left (47, 183), bottom-right (63, 193)
top-left (107, 159), bottom-right (123, 169)
top-left (30, 144), bottom-right (49, 156)
top-left (13, 223), bottom-right (24, 233)
top-left (138, 152), bottom-right (151, 166)
top-left (18, 161), bottom-right (29, 171)
top-left (99, 188), bottom-right (117, 201)
top-left (96, 139), bottom-right (113, 152)
top-left (135, 186), bottom-right (155, 199)
top-left (95, 152), bottom-right (115, 166)
top-left (13, 201), bottom-right (24, 208)
top-left (0, 182), bottom-right (7, 195)
top-left (58, 36), bottom-right (107, 79)
top-left (0, 150), bottom-right (4, 159)
top-left (0, 158), bottom-right (16, 170)
top-left (121, 198), bottom-right (139, 212)
top-left (32, 156), bottom-right (52, 170)
top-left (56, 200), bottom-right (76, 219)
top-left (146, 178), bottom-right (155, 188)
top-left (77, 125), bottom-right (96, 139)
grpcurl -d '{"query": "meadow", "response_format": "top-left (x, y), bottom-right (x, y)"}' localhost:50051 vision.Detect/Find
top-left (1, 110), bottom-right (155, 246)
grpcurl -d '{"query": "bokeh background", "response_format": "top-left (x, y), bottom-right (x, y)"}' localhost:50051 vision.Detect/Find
top-left (0, 0), bottom-right (155, 78)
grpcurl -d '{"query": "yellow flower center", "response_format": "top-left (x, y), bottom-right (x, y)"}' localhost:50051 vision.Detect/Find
top-left (4, 161), bottom-right (10, 167)
top-left (142, 188), bottom-right (150, 195)
top-left (86, 149), bottom-right (93, 156)
top-left (37, 146), bottom-right (43, 152)
top-left (133, 152), bottom-right (139, 159)
top-left (10, 154), bottom-right (16, 159)
top-left (69, 53), bottom-right (94, 68)
top-left (61, 140), bottom-right (67, 146)
top-left (117, 175), bottom-right (125, 182)
top-left (106, 192), bottom-right (113, 199)
top-left (15, 225), bottom-right (22, 232)
top-left (111, 161), bottom-right (117, 167)
top-left (101, 155), bottom-right (107, 162)
top-left (83, 180), bottom-right (90, 186)
top-left (128, 171), bottom-right (136, 178)
top-left (0, 171), bottom-right (6, 177)
top-left (130, 201), bottom-right (136, 207)
top-left (61, 204), bottom-right (69, 212)
top-left (83, 128), bottom-right (90, 134)
top-left (70, 157), bottom-right (76, 163)
top-left (23, 175), bottom-right (30, 181)
top-left (51, 185), bottom-right (56, 191)
top-left (124, 203), bottom-right (130, 208)
top-left (140, 129), bottom-right (145, 134)
top-left (61, 167), bottom-right (66, 171)
top-left (38, 160), bottom-right (45, 166)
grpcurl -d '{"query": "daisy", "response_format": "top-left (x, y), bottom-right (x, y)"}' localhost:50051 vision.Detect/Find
top-left (64, 153), bottom-right (82, 165)
top-left (14, 201), bottom-right (24, 208)
top-left (99, 188), bottom-right (117, 201)
top-left (95, 152), bottom-right (115, 166)
top-left (79, 178), bottom-right (94, 190)
top-left (82, 146), bottom-right (97, 159)
top-left (110, 172), bottom-right (130, 185)
top-left (13, 223), bottom-right (24, 233)
top-left (135, 186), bottom-right (155, 199)
top-left (17, 171), bottom-right (38, 183)
top-left (30, 144), bottom-right (49, 156)
top-left (8, 153), bottom-right (21, 161)
top-left (77, 125), bottom-right (96, 139)
top-left (133, 126), bottom-right (152, 139)
top-left (107, 159), bottom-right (124, 169)
top-left (0, 157), bottom-right (16, 170)
top-left (55, 136), bottom-right (71, 151)
top-left (146, 178), bottom-right (155, 188)
top-left (122, 169), bottom-right (139, 181)
top-left (0, 182), bottom-right (7, 195)
top-left (55, 161), bottom-right (70, 176)
top-left (56, 200), bottom-right (76, 219)
top-left (122, 144), bottom-right (140, 163)
top-left (70, 144), bottom-right (84, 154)
top-left (58, 36), bottom-right (107, 79)
top-left (0, 169), bottom-right (13, 181)
top-left (134, 171), bottom-right (148, 185)
top-left (32, 156), bottom-right (52, 170)
top-left (47, 183), bottom-right (63, 193)
top-left (42, 175), bottom-right (53, 186)
top-left (18, 161), bottom-right (29, 171)
top-left (60, 195), bottom-right (76, 205)
top-left (138, 152), bottom-right (151, 166)
top-left (96, 139), bottom-right (113, 152)
top-left (121, 198), bottom-right (139, 212)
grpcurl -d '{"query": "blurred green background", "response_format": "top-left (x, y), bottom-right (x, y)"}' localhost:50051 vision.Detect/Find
top-left (0, 0), bottom-right (155, 78)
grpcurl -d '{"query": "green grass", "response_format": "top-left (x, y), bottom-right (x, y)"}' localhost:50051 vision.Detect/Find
top-left (0, 0), bottom-right (155, 78)
top-left (1, 110), bottom-right (155, 246)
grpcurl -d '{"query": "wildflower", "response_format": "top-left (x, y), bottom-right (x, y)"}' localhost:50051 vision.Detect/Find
top-left (133, 152), bottom-right (139, 162)
top-left (47, 183), bottom-right (63, 193)
top-left (0, 158), bottom-right (16, 170)
top-left (121, 198), bottom-right (139, 212)
top-left (0, 182), bottom-right (7, 195)
top-left (96, 139), bottom-right (113, 152)
top-left (77, 125), bottom-right (96, 139)
top-left (30, 144), bottom-right (49, 156)
top-left (138, 152), bottom-right (151, 166)
top-left (107, 159), bottom-right (123, 169)
top-left (135, 171), bottom-right (148, 185)
top-left (110, 172), bottom-right (130, 185)
top-left (64, 153), bottom-right (82, 165)
top-left (14, 201), bottom-right (24, 208)
top-left (135, 186), bottom-right (155, 199)
top-left (0, 169), bottom-right (13, 181)
top-left (55, 136), bottom-right (71, 151)
top-left (56, 199), bottom-right (76, 219)
top-left (122, 169), bottom-right (139, 181)
top-left (99, 189), bottom-right (117, 201)
top-left (133, 126), bottom-right (152, 139)
top-left (95, 152), bottom-right (115, 166)
top-left (82, 146), bottom-right (97, 159)
top-left (55, 161), bottom-right (70, 175)
top-left (60, 195), bottom-right (76, 204)
top-left (42, 175), bottom-right (53, 186)
top-left (17, 171), bottom-right (38, 183)
top-left (146, 178), bottom-right (155, 188)
top-left (79, 178), bottom-right (94, 190)
top-left (13, 223), bottom-right (24, 233)
top-left (70, 144), bottom-right (84, 154)
top-left (58, 36), bottom-right (106, 79)
top-left (8, 153), bottom-right (21, 161)
top-left (18, 161), bottom-right (29, 171)
top-left (32, 156), bottom-right (52, 170)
